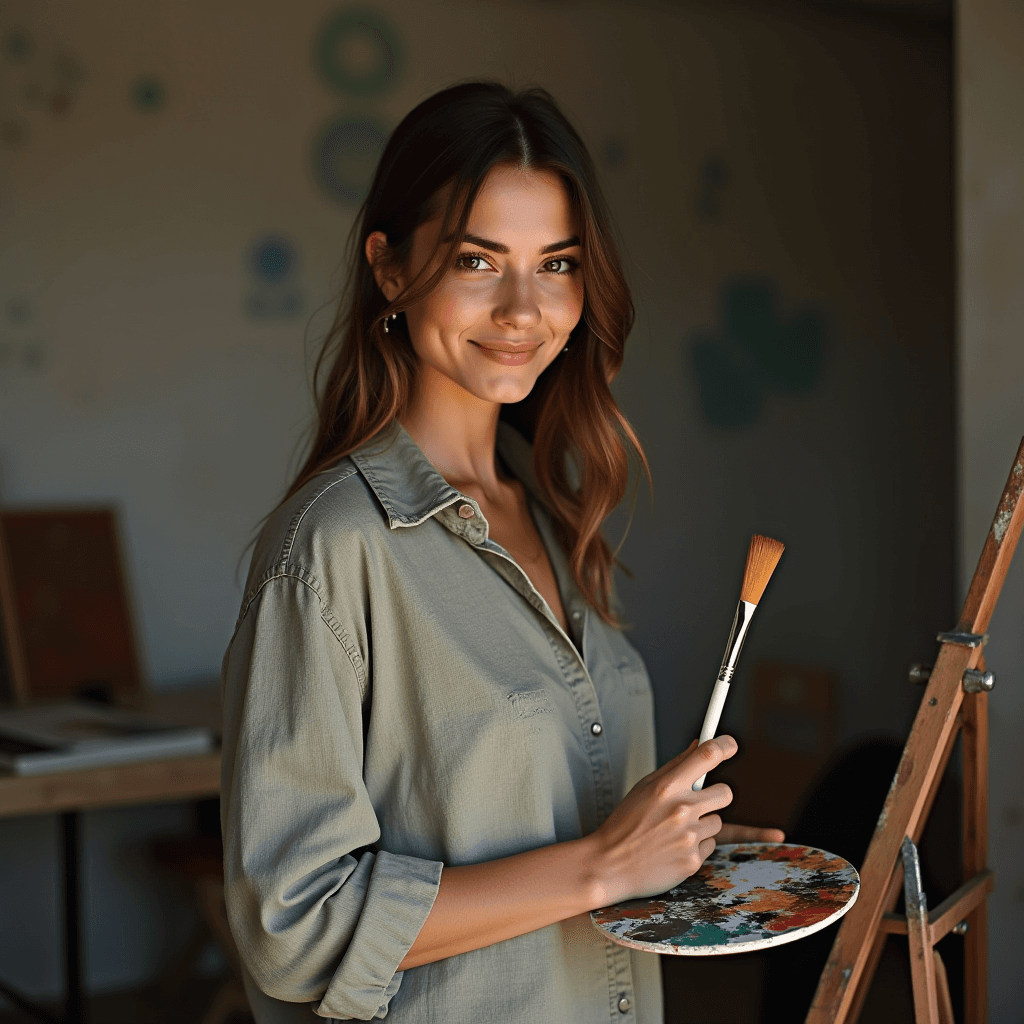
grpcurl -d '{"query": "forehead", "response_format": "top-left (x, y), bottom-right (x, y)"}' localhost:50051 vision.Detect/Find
top-left (466, 165), bottom-right (577, 239)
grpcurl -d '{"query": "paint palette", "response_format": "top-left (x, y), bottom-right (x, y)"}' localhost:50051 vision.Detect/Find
top-left (590, 843), bottom-right (859, 955)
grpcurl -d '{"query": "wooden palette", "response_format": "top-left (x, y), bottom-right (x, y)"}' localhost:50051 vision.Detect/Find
top-left (591, 843), bottom-right (859, 956)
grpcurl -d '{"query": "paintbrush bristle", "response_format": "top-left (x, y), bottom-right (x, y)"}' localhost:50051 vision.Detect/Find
top-left (740, 534), bottom-right (785, 605)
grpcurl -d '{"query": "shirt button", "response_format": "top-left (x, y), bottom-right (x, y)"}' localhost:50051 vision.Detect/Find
top-left (618, 994), bottom-right (632, 1013)
top-left (457, 503), bottom-right (475, 519)
top-left (591, 722), bottom-right (603, 735)
top-left (572, 610), bottom-right (581, 620)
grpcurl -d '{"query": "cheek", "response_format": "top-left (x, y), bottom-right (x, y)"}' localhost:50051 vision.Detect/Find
top-left (552, 286), bottom-right (584, 329)
top-left (423, 284), bottom-right (479, 331)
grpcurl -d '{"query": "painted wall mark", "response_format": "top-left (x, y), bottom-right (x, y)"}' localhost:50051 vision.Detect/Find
top-left (315, 8), bottom-right (403, 96)
top-left (131, 77), bottom-right (166, 113)
top-left (0, 26), bottom-right (85, 142)
top-left (689, 277), bottom-right (828, 429)
top-left (245, 236), bottom-right (304, 319)
top-left (311, 114), bottom-right (389, 205)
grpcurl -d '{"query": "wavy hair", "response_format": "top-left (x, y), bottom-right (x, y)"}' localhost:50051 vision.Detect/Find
top-left (284, 81), bottom-right (650, 626)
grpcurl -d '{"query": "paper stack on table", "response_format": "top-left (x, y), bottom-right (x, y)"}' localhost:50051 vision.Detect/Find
top-left (0, 700), bottom-right (216, 776)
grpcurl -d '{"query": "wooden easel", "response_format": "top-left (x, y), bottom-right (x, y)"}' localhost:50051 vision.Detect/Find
top-left (807, 436), bottom-right (1024, 1024)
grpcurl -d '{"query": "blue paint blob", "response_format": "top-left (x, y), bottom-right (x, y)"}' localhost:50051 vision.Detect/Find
top-left (689, 276), bottom-right (828, 428)
top-left (250, 237), bottom-right (296, 282)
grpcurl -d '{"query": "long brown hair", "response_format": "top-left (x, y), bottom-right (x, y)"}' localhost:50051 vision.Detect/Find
top-left (285, 81), bottom-right (650, 626)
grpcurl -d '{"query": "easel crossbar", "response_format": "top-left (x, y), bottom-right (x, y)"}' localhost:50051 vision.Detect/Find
top-left (878, 869), bottom-right (994, 942)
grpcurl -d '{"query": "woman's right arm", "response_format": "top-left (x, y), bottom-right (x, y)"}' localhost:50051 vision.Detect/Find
top-left (398, 736), bottom-right (738, 970)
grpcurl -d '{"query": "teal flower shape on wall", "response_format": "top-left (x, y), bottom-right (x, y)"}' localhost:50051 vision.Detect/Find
top-left (690, 277), bottom-right (827, 429)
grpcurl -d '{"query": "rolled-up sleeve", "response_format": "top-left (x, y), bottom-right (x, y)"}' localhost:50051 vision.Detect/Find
top-left (220, 571), bottom-right (443, 1020)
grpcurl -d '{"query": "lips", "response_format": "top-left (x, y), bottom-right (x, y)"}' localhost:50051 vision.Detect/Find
top-left (469, 340), bottom-right (542, 366)
top-left (470, 340), bottom-right (541, 353)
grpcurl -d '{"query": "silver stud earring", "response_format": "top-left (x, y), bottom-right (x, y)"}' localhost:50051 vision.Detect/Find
top-left (562, 344), bottom-right (569, 353)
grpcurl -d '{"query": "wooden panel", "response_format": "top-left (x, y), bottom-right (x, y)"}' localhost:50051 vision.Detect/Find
top-left (0, 751), bottom-right (221, 818)
top-left (0, 507), bottom-right (144, 704)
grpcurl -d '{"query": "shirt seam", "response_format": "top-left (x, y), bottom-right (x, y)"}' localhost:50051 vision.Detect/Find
top-left (232, 565), bottom-right (367, 694)
top-left (279, 463), bottom-right (360, 563)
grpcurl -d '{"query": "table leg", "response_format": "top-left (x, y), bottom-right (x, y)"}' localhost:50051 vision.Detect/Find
top-left (60, 812), bottom-right (85, 1024)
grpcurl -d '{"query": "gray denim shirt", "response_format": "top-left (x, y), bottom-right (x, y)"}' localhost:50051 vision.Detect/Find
top-left (221, 419), bottom-right (663, 1023)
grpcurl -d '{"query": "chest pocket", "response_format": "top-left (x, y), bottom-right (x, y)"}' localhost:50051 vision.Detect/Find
top-left (508, 688), bottom-right (555, 719)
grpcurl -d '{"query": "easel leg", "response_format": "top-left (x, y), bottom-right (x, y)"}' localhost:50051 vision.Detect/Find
top-left (903, 837), bottom-right (940, 1024)
top-left (932, 949), bottom-right (955, 1024)
top-left (962, 689), bottom-right (988, 1024)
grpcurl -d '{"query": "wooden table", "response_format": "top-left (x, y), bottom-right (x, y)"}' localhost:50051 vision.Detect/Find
top-left (0, 683), bottom-right (222, 1024)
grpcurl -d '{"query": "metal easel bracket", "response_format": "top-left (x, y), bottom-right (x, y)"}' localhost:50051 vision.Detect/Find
top-left (906, 663), bottom-right (996, 693)
top-left (935, 630), bottom-right (988, 648)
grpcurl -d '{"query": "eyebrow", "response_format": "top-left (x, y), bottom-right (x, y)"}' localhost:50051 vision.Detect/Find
top-left (457, 233), bottom-right (581, 255)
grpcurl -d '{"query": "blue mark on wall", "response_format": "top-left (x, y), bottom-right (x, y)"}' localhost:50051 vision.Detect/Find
top-left (690, 277), bottom-right (827, 429)
top-left (316, 9), bottom-right (402, 96)
top-left (245, 236), bottom-right (304, 319)
top-left (312, 115), bottom-right (389, 205)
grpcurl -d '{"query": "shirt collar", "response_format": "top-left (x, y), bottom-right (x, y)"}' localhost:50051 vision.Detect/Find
top-left (347, 418), bottom-right (547, 530)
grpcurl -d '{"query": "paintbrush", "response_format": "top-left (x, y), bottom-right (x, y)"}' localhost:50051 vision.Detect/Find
top-left (692, 534), bottom-right (785, 791)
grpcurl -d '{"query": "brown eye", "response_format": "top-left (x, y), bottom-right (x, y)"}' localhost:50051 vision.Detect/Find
top-left (544, 257), bottom-right (578, 275)
top-left (456, 254), bottom-right (490, 271)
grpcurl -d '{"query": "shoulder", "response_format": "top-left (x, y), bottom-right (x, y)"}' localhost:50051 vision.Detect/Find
top-left (240, 458), bottom-right (391, 611)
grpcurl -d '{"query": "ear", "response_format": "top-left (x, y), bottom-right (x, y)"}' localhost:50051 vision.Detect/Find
top-left (365, 231), bottom-right (404, 302)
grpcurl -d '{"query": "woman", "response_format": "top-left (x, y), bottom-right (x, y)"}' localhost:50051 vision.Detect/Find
top-left (221, 81), bottom-right (782, 1023)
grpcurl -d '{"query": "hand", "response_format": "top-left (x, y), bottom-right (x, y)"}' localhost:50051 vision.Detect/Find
top-left (586, 736), bottom-right (738, 906)
top-left (717, 823), bottom-right (785, 845)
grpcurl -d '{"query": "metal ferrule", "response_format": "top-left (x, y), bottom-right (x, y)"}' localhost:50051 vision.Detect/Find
top-left (717, 601), bottom-right (757, 684)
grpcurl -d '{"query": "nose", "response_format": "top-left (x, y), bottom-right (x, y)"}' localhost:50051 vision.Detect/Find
top-left (492, 269), bottom-right (541, 332)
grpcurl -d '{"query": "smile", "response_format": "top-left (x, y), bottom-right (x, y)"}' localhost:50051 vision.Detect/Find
top-left (469, 340), bottom-right (542, 366)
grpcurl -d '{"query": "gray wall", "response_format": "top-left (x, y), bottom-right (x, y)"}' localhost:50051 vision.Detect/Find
top-left (957, 0), bottom-right (1024, 1017)
top-left (0, 0), bottom-right (963, 1010)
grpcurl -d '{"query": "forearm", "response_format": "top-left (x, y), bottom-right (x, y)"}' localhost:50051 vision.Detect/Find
top-left (397, 835), bottom-right (602, 970)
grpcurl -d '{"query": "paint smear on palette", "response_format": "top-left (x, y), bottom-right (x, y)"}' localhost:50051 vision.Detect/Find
top-left (591, 843), bottom-right (859, 956)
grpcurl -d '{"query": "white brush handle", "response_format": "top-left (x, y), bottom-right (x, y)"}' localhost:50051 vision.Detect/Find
top-left (692, 678), bottom-right (730, 791)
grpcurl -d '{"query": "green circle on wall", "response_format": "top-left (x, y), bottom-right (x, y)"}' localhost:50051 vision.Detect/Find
top-left (316, 9), bottom-right (402, 96)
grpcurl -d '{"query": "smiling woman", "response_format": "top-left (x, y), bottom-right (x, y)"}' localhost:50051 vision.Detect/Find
top-left (220, 81), bottom-right (781, 1024)
top-left (284, 82), bottom-right (645, 623)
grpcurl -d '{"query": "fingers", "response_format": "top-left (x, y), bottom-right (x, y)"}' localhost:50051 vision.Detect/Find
top-left (679, 735), bottom-right (738, 789)
top-left (696, 812), bottom-right (722, 842)
top-left (716, 823), bottom-right (787, 845)
top-left (697, 836), bottom-right (716, 862)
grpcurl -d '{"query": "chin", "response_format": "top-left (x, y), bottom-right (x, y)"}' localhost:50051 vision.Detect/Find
top-left (465, 370), bottom-right (541, 406)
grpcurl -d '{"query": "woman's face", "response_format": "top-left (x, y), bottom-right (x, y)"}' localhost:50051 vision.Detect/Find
top-left (368, 164), bottom-right (584, 407)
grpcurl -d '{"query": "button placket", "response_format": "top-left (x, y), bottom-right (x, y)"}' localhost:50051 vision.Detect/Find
top-left (438, 499), bottom-right (617, 824)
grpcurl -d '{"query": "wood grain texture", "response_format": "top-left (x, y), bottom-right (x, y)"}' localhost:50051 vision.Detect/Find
top-left (962, 688), bottom-right (989, 1024)
top-left (0, 751), bottom-right (221, 818)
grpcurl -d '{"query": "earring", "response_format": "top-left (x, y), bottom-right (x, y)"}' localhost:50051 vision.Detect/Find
top-left (562, 344), bottom-right (569, 353)
top-left (383, 313), bottom-right (397, 333)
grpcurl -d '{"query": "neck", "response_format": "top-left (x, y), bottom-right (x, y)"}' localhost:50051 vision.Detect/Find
top-left (399, 363), bottom-right (508, 496)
